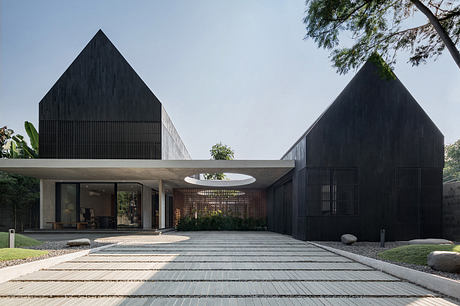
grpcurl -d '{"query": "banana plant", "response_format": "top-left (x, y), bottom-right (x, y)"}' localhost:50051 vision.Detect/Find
top-left (1, 122), bottom-right (39, 158)
top-left (25, 121), bottom-right (38, 154)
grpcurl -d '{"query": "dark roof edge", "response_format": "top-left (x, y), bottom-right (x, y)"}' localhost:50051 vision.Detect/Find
top-left (38, 29), bottom-right (163, 108)
top-left (280, 60), bottom-right (444, 160)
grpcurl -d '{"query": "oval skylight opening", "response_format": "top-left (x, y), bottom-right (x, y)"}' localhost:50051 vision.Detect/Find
top-left (184, 173), bottom-right (256, 187)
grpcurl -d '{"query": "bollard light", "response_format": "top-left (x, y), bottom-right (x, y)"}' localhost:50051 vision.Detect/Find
top-left (380, 229), bottom-right (385, 248)
top-left (8, 229), bottom-right (15, 248)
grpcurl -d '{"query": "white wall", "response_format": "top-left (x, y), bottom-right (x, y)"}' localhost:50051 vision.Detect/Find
top-left (142, 185), bottom-right (152, 229)
top-left (40, 180), bottom-right (55, 229)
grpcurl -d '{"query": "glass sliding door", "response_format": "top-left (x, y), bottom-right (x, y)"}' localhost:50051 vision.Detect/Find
top-left (58, 183), bottom-right (78, 227)
top-left (80, 183), bottom-right (116, 229)
top-left (117, 183), bottom-right (142, 228)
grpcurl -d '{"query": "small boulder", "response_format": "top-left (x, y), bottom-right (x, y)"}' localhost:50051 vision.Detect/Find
top-left (66, 238), bottom-right (91, 247)
top-left (408, 238), bottom-right (453, 245)
top-left (427, 251), bottom-right (460, 273)
top-left (341, 234), bottom-right (357, 245)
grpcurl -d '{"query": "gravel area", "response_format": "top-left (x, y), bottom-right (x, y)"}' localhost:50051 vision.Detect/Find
top-left (315, 241), bottom-right (460, 281)
top-left (0, 240), bottom-right (111, 268)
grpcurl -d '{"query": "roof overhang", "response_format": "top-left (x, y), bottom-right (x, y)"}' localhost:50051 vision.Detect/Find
top-left (0, 159), bottom-right (294, 189)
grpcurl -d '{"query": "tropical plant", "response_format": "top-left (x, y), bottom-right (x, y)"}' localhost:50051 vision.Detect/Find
top-left (204, 142), bottom-right (235, 180)
top-left (1, 121), bottom-right (38, 158)
top-left (304, 0), bottom-right (460, 74)
top-left (0, 121), bottom-right (40, 230)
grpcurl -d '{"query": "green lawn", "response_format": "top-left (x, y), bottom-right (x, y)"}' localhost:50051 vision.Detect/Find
top-left (0, 232), bottom-right (43, 248)
top-left (0, 248), bottom-right (48, 261)
top-left (378, 244), bottom-right (460, 266)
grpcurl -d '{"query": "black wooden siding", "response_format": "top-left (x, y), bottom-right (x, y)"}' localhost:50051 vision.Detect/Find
top-left (39, 30), bottom-right (164, 159)
top-left (268, 60), bottom-right (444, 241)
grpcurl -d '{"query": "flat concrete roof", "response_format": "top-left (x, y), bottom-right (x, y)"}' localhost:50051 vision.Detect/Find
top-left (0, 159), bottom-right (294, 189)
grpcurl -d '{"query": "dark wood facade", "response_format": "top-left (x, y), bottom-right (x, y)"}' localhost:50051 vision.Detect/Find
top-left (268, 60), bottom-right (444, 241)
top-left (39, 30), bottom-right (163, 159)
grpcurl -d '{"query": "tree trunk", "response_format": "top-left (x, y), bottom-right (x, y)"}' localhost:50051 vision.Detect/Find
top-left (410, 0), bottom-right (460, 70)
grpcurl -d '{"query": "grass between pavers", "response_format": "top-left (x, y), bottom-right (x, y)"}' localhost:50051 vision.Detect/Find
top-left (0, 248), bottom-right (48, 261)
top-left (0, 232), bottom-right (43, 248)
top-left (378, 244), bottom-right (460, 266)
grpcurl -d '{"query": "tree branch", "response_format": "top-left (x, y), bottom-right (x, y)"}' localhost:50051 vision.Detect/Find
top-left (410, 0), bottom-right (460, 69)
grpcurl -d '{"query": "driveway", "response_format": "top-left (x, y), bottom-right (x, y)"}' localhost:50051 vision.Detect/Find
top-left (0, 231), bottom-right (456, 305)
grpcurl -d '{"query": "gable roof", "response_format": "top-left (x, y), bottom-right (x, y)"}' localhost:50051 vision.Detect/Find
top-left (39, 30), bottom-right (162, 122)
top-left (281, 58), bottom-right (443, 159)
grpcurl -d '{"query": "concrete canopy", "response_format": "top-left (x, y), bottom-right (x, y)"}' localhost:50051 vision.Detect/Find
top-left (0, 159), bottom-right (294, 189)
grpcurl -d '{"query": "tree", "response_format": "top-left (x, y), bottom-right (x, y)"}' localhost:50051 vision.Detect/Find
top-left (444, 139), bottom-right (460, 182)
top-left (0, 121), bottom-right (40, 230)
top-left (304, 0), bottom-right (460, 74)
top-left (204, 143), bottom-right (235, 180)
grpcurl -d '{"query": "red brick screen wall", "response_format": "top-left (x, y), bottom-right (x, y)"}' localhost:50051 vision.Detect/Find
top-left (173, 189), bottom-right (266, 226)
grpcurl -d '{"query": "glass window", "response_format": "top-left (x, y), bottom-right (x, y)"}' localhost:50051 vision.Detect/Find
top-left (59, 184), bottom-right (77, 226)
top-left (117, 183), bottom-right (142, 228)
top-left (306, 168), bottom-right (358, 216)
top-left (80, 183), bottom-right (116, 229)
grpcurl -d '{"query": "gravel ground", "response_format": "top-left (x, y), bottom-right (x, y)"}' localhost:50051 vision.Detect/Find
top-left (315, 241), bottom-right (460, 281)
top-left (0, 240), bottom-right (111, 268)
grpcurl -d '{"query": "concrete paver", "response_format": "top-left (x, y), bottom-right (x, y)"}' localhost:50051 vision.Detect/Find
top-left (0, 231), bottom-right (457, 305)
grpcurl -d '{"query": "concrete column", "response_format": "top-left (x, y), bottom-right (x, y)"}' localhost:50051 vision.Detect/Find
top-left (159, 179), bottom-right (166, 229)
top-left (142, 185), bottom-right (152, 229)
top-left (40, 180), bottom-right (55, 229)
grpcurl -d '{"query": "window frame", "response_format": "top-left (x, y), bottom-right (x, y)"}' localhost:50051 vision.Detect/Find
top-left (306, 167), bottom-right (359, 216)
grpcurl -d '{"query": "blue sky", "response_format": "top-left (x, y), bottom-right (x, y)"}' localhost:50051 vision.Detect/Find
top-left (1, 0), bottom-right (459, 159)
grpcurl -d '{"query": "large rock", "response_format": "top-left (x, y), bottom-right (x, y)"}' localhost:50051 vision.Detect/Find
top-left (66, 238), bottom-right (91, 246)
top-left (341, 234), bottom-right (357, 245)
top-left (408, 238), bottom-right (453, 245)
top-left (427, 251), bottom-right (460, 273)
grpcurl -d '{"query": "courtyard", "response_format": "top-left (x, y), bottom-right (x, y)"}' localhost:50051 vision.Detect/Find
top-left (0, 231), bottom-right (456, 305)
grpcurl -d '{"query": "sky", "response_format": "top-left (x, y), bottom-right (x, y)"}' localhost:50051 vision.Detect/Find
top-left (1, 0), bottom-right (459, 160)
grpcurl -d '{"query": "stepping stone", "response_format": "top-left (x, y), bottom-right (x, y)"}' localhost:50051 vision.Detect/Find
top-left (67, 238), bottom-right (91, 246)
top-left (408, 238), bottom-right (453, 245)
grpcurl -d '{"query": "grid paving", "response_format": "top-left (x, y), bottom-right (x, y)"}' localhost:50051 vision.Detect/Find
top-left (0, 231), bottom-right (457, 305)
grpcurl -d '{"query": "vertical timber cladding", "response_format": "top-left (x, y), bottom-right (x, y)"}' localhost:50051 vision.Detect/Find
top-left (275, 59), bottom-right (443, 242)
top-left (40, 121), bottom-right (161, 159)
top-left (39, 30), bottom-right (164, 159)
top-left (172, 189), bottom-right (266, 226)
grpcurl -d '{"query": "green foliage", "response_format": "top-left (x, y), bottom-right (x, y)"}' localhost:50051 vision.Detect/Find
top-left (25, 121), bottom-right (39, 154)
top-left (0, 126), bottom-right (14, 158)
top-left (204, 142), bottom-right (235, 180)
top-left (1, 122), bottom-right (40, 230)
top-left (209, 142), bottom-right (235, 160)
top-left (0, 248), bottom-right (47, 261)
top-left (368, 53), bottom-right (396, 80)
top-left (0, 232), bottom-right (42, 248)
top-left (1, 122), bottom-right (39, 158)
top-left (378, 244), bottom-right (460, 266)
top-left (304, 0), bottom-right (460, 74)
top-left (176, 210), bottom-right (266, 231)
top-left (444, 139), bottom-right (460, 182)
top-left (0, 171), bottom-right (40, 230)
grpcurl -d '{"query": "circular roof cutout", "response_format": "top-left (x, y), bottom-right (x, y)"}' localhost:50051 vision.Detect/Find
top-left (184, 173), bottom-right (256, 187)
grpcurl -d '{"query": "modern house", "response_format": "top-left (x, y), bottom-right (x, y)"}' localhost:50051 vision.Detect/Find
top-left (0, 30), bottom-right (444, 241)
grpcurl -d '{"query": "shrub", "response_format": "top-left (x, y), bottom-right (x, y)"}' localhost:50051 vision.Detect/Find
top-left (176, 210), bottom-right (266, 231)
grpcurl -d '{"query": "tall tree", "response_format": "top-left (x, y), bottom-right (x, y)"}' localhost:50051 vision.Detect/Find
top-left (444, 139), bottom-right (460, 182)
top-left (204, 143), bottom-right (235, 180)
top-left (304, 0), bottom-right (460, 74)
